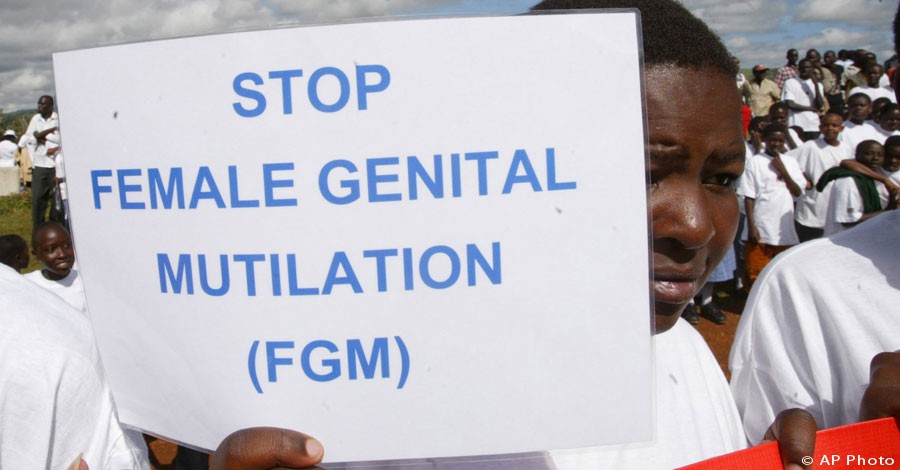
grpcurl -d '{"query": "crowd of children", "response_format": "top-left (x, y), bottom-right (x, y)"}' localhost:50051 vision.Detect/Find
top-left (683, 53), bottom-right (900, 326)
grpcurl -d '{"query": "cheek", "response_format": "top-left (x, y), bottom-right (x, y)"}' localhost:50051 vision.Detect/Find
top-left (707, 195), bottom-right (739, 263)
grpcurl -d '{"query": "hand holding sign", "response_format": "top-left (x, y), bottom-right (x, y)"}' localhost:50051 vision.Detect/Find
top-left (211, 428), bottom-right (324, 470)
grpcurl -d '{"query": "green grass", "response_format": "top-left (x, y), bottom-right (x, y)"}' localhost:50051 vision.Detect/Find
top-left (0, 190), bottom-right (43, 272)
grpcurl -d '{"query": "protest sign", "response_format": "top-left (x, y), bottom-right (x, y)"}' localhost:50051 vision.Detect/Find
top-left (53, 12), bottom-right (650, 463)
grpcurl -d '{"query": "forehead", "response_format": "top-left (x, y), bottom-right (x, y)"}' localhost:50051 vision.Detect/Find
top-left (36, 226), bottom-right (69, 245)
top-left (645, 66), bottom-right (743, 152)
top-left (822, 114), bottom-right (843, 124)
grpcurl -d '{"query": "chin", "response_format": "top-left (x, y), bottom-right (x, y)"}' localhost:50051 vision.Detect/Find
top-left (653, 303), bottom-right (685, 334)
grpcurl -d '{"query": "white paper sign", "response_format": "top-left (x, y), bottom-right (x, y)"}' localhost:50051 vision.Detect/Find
top-left (53, 13), bottom-right (651, 463)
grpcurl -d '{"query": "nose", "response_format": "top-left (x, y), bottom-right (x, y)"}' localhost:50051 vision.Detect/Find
top-left (651, 184), bottom-right (716, 252)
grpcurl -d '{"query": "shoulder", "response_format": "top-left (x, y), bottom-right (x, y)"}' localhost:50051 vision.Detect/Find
top-left (2, 266), bottom-right (94, 353)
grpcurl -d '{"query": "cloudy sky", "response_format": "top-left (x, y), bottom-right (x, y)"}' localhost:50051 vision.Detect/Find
top-left (1, 0), bottom-right (897, 113)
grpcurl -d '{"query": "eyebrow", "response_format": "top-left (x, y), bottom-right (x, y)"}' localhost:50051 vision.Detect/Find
top-left (648, 141), bottom-right (745, 166)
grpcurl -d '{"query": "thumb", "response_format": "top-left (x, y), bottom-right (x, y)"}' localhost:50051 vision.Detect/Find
top-left (211, 427), bottom-right (324, 470)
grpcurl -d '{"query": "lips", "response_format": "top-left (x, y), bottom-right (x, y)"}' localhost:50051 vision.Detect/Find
top-left (53, 257), bottom-right (73, 270)
top-left (652, 265), bottom-right (706, 305)
top-left (653, 278), bottom-right (700, 304)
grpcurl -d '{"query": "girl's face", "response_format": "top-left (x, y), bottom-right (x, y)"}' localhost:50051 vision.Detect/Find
top-left (646, 66), bottom-right (744, 334)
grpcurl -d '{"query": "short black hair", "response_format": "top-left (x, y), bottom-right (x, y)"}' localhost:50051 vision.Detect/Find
top-left (31, 221), bottom-right (69, 249)
top-left (821, 111), bottom-right (843, 121)
top-left (0, 234), bottom-right (27, 269)
top-left (865, 62), bottom-right (883, 73)
top-left (878, 102), bottom-right (900, 118)
top-left (530, 0), bottom-right (737, 76)
top-left (855, 139), bottom-right (883, 159)
top-left (763, 123), bottom-right (788, 138)
top-left (847, 92), bottom-right (873, 104)
top-left (768, 101), bottom-right (789, 114)
top-left (884, 135), bottom-right (900, 152)
top-left (748, 116), bottom-right (767, 132)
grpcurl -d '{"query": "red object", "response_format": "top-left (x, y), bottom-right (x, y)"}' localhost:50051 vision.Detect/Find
top-left (677, 418), bottom-right (900, 469)
top-left (741, 104), bottom-right (752, 136)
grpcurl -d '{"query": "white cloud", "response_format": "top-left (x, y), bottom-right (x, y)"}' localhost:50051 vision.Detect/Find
top-left (795, 0), bottom-right (895, 27)
top-left (0, 68), bottom-right (54, 112)
top-left (796, 28), bottom-right (895, 62)
top-left (682, 0), bottom-right (787, 34)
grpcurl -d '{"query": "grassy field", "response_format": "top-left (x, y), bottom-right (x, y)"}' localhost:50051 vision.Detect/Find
top-left (1, 190), bottom-right (45, 272)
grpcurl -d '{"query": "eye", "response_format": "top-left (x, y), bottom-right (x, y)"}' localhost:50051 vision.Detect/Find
top-left (703, 173), bottom-right (739, 188)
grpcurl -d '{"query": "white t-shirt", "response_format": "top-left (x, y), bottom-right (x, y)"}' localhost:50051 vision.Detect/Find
top-left (822, 177), bottom-right (889, 236)
top-left (730, 211), bottom-right (900, 443)
top-left (22, 111), bottom-right (60, 168)
top-left (850, 85), bottom-right (897, 104)
top-left (781, 78), bottom-right (825, 132)
top-left (882, 167), bottom-right (900, 186)
top-left (0, 264), bottom-right (149, 469)
top-left (0, 140), bottom-right (16, 168)
top-left (24, 267), bottom-right (87, 313)
top-left (737, 152), bottom-right (807, 245)
top-left (841, 121), bottom-right (887, 153)
top-left (793, 138), bottom-right (853, 228)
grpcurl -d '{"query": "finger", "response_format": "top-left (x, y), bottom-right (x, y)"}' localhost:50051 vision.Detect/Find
top-left (211, 427), bottom-right (324, 470)
top-left (763, 408), bottom-right (817, 470)
top-left (859, 352), bottom-right (900, 421)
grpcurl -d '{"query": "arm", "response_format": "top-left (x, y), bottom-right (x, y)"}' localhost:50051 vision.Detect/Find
top-left (847, 186), bottom-right (898, 227)
top-left (810, 76), bottom-right (825, 111)
top-left (840, 159), bottom-right (900, 193)
top-left (33, 126), bottom-right (58, 144)
top-left (745, 197), bottom-right (760, 243)
top-left (785, 131), bottom-right (799, 150)
top-left (783, 99), bottom-right (819, 113)
top-left (771, 155), bottom-right (806, 197)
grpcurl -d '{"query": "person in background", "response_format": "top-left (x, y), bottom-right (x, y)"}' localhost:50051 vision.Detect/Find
top-left (21, 95), bottom-right (60, 230)
top-left (766, 102), bottom-right (803, 150)
top-left (882, 134), bottom-right (900, 186)
top-left (0, 130), bottom-right (17, 169)
top-left (781, 59), bottom-right (825, 141)
top-left (850, 62), bottom-right (896, 104)
top-left (739, 124), bottom-right (808, 290)
top-left (792, 112), bottom-right (853, 242)
top-left (818, 140), bottom-right (896, 236)
top-left (773, 48), bottom-right (799, 88)
top-left (24, 221), bottom-right (85, 313)
top-left (0, 234), bottom-right (29, 272)
top-left (742, 64), bottom-right (781, 118)
top-left (823, 50), bottom-right (845, 114)
top-left (806, 49), bottom-right (836, 112)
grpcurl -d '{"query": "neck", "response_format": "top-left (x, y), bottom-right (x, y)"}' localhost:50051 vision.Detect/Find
top-left (824, 137), bottom-right (839, 146)
top-left (41, 268), bottom-right (68, 281)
